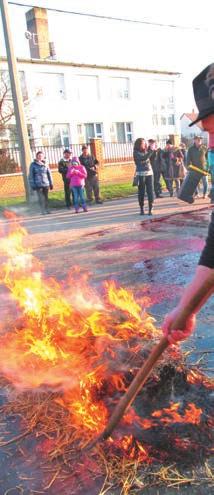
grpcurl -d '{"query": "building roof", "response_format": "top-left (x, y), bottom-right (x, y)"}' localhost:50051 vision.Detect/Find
top-left (180, 112), bottom-right (203, 129)
top-left (0, 56), bottom-right (181, 76)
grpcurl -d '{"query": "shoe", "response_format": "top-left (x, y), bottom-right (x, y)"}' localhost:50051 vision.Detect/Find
top-left (83, 207), bottom-right (88, 212)
top-left (96, 199), bottom-right (103, 204)
top-left (140, 208), bottom-right (145, 215)
top-left (46, 210), bottom-right (51, 214)
top-left (170, 191), bottom-right (173, 197)
top-left (202, 195), bottom-right (207, 199)
top-left (148, 205), bottom-right (153, 215)
top-left (75, 208), bottom-right (79, 213)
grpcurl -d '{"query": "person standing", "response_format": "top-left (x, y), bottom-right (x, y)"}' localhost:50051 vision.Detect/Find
top-left (148, 139), bottom-right (163, 198)
top-left (133, 138), bottom-right (154, 215)
top-left (162, 64), bottom-right (214, 346)
top-left (66, 156), bottom-right (88, 213)
top-left (187, 136), bottom-right (208, 198)
top-left (58, 148), bottom-right (73, 209)
top-left (29, 151), bottom-right (53, 215)
top-left (79, 145), bottom-right (103, 204)
top-left (161, 140), bottom-right (176, 197)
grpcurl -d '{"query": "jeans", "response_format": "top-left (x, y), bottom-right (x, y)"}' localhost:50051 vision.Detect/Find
top-left (195, 175), bottom-right (208, 196)
top-left (71, 186), bottom-right (86, 209)
top-left (36, 187), bottom-right (49, 213)
top-left (138, 175), bottom-right (154, 208)
top-left (85, 176), bottom-right (101, 201)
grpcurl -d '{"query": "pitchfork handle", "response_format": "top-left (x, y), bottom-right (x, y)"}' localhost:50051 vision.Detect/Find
top-left (101, 336), bottom-right (169, 440)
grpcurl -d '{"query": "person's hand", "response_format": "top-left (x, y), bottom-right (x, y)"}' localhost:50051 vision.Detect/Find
top-left (162, 308), bottom-right (196, 344)
top-left (50, 184), bottom-right (53, 190)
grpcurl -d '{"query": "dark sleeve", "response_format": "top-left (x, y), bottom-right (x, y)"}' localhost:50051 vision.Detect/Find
top-left (186, 148), bottom-right (191, 166)
top-left (58, 160), bottom-right (64, 174)
top-left (28, 163), bottom-right (35, 189)
top-left (47, 167), bottom-right (53, 188)
top-left (93, 155), bottom-right (99, 165)
top-left (199, 212), bottom-right (214, 268)
top-left (133, 150), bottom-right (153, 161)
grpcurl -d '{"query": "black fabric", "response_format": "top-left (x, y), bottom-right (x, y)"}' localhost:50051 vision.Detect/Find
top-left (199, 211), bottom-right (214, 268)
top-left (138, 175), bottom-right (154, 208)
top-left (133, 150), bottom-right (153, 173)
top-left (58, 159), bottom-right (72, 179)
top-left (178, 168), bottom-right (204, 204)
top-left (79, 154), bottom-right (98, 178)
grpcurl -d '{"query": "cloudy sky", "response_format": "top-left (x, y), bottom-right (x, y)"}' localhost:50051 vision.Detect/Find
top-left (0, 0), bottom-right (213, 111)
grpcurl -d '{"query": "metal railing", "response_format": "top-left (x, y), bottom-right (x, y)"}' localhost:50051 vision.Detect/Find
top-left (103, 141), bottom-right (133, 163)
top-left (0, 139), bottom-right (177, 174)
top-left (0, 144), bottom-right (83, 173)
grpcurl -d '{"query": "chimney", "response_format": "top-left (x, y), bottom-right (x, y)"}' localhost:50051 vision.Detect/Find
top-left (26, 8), bottom-right (50, 59)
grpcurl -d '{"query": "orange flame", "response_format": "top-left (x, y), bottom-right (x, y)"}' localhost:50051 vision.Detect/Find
top-left (0, 219), bottom-right (161, 444)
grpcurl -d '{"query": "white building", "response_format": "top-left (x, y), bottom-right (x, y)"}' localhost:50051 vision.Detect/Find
top-left (0, 7), bottom-right (181, 149)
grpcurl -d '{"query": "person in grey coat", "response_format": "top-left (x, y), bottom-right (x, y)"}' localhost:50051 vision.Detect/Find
top-left (29, 151), bottom-right (53, 214)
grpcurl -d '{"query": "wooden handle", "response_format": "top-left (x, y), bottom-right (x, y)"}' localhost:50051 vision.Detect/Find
top-left (84, 277), bottom-right (214, 449)
top-left (101, 336), bottom-right (169, 440)
top-left (100, 277), bottom-right (214, 441)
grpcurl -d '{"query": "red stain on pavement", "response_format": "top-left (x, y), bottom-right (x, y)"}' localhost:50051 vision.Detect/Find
top-left (97, 238), bottom-right (205, 252)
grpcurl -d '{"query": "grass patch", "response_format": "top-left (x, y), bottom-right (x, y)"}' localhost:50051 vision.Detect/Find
top-left (0, 182), bottom-right (136, 209)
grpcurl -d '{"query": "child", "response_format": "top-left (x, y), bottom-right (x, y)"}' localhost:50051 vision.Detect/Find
top-left (66, 156), bottom-right (88, 213)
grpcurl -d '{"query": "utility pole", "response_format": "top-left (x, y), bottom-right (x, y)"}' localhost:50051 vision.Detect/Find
top-left (0, 0), bottom-right (31, 202)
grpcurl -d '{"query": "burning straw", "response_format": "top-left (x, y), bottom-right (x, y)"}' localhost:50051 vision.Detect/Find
top-left (0, 212), bottom-right (213, 494)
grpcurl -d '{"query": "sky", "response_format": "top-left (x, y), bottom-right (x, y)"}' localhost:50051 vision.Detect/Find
top-left (0, 0), bottom-right (214, 113)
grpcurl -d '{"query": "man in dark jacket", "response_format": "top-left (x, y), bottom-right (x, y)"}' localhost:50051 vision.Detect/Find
top-left (58, 148), bottom-right (73, 208)
top-left (187, 136), bottom-right (208, 198)
top-left (79, 145), bottom-right (103, 204)
top-left (148, 139), bottom-right (163, 198)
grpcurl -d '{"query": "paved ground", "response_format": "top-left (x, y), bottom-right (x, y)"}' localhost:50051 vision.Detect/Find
top-left (0, 193), bottom-right (213, 495)
top-left (6, 192), bottom-right (212, 244)
top-left (2, 193), bottom-right (214, 365)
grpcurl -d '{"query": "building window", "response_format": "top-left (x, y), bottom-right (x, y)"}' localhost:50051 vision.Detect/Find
top-left (41, 124), bottom-right (70, 146)
top-left (33, 73), bottom-right (66, 99)
top-left (152, 114), bottom-right (159, 126)
top-left (168, 114), bottom-right (175, 125)
top-left (109, 77), bottom-right (129, 99)
top-left (160, 116), bottom-right (167, 126)
top-left (77, 124), bottom-right (83, 135)
top-left (115, 122), bottom-right (133, 142)
top-left (84, 123), bottom-right (103, 141)
top-left (76, 76), bottom-right (99, 100)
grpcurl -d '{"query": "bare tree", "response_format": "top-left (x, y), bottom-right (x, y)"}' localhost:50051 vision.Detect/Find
top-left (0, 72), bottom-right (15, 135)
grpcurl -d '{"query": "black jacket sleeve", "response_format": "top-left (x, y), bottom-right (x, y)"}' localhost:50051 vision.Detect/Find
top-left (199, 211), bottom-right (214, 268)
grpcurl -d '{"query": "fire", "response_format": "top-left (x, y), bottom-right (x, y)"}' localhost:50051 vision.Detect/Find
top-left (0, 218), bottom-right (162, 445)
top-left (0, 214), bottom-right (212, 470)
top-left (151, 402), bottom-right (202, 425)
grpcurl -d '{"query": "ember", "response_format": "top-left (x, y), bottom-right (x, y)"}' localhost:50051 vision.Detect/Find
top-left (0, 214), bottom-right (213, 494)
